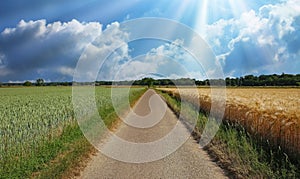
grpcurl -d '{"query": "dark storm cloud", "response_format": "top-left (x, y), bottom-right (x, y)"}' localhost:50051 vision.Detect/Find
top-left (0, 19), bottom-right (102, 82)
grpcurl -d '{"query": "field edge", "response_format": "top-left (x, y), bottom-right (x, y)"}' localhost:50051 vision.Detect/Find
top-left (156, 89), bottom-right (300, 178)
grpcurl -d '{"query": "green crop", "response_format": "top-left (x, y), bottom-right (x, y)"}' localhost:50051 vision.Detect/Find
top-left (0, 86), bottom-right (145, 177)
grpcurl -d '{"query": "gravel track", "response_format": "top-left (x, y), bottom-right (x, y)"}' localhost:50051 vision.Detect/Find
top-left (77, 89), bottom-right (227, 179)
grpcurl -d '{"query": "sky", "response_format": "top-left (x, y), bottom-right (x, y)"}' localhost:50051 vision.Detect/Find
top-left (0, 0), bottom-right (299, 82)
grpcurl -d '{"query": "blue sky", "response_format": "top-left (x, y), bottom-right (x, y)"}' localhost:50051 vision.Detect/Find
top-left (0, 0), bottom-right (299, 82)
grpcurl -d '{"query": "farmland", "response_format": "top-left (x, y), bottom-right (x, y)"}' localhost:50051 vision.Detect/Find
top-left (159, 87), bottom-right (300, 155)
top-left (0, 86), bottom-right (146, 178)
top-left (1, 86), bottom-right (299, 178)
top-left (158, 87), bottom-right (300, 177)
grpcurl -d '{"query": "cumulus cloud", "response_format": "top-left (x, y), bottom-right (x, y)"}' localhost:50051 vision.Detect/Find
top-left (2, 0), bottom-right (299, 82)
top-left (58, 66), bottom-right (75, 77)
top-left (109, 40), bottom-right (208, 81)
top-left (0, 19), bottom-right (102, 81)
top-left (204, 0), bottom-right (300, 76)
top-left (78, 22), bottom-right (130, 82)
top-left (0, 18), bottom-right (208, 82)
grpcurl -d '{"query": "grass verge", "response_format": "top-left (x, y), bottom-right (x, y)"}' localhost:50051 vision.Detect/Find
top-left (157, 89), bottom-right (300, 178)
top-left (31, 124), bottom-right (95, 179)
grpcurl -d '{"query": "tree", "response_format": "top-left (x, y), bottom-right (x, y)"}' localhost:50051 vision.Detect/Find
top-left (23, 81), bottom-right (32, 86)
top-left (142, 78), bottom-right (154, 88)
top-left (36, 78), bottom-right (44, 86)
top-left (225, 77), bottom-right (231, 86)
top-left (231, 78), bottom-right (238, 86)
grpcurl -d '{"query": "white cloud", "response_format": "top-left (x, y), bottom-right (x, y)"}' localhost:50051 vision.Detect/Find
top-left (203, 0), bottom-right (300, 76)
top-left (58, 66), bottom-right (74, 76)
top-left (81, 22), bottom-right (131, 81)
top-left (2, 0), bottom-right (299, 82)
top-left (0, 19), bottom-right (103, 81)
top-left (109, 39), bottom-right (209, 81)
top-left (260, 0), bottom-right (300, 38)
top-left (8, 80), bottom-right (35, 83)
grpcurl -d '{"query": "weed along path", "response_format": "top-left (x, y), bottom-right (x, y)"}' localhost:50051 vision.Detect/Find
top-left (78, 89), bottom-right (227, 178)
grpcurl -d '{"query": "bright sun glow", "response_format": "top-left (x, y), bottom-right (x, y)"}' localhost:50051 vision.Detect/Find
top-left (182, 0), bottom-right (252, 36)
top-left (194, 0), bottom-right (208, 35)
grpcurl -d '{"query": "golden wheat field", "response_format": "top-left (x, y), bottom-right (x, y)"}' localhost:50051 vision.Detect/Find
top-left (159, 87), bottom-right (300, 157)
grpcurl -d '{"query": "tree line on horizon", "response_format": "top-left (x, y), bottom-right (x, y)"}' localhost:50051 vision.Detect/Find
top-left (97, 73), bottom-right (300, 87)
top-left (96, 73), bottom-right (300, 86)
top-left (0, 73), bottom-right (299, 87)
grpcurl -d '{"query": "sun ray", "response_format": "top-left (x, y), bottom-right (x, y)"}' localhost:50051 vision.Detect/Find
top-left (194, 0), bottom-right (208, 36)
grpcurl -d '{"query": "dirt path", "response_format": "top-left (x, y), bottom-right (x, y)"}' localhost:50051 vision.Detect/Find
top-left (77, 89), bottom-right (227, 179)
